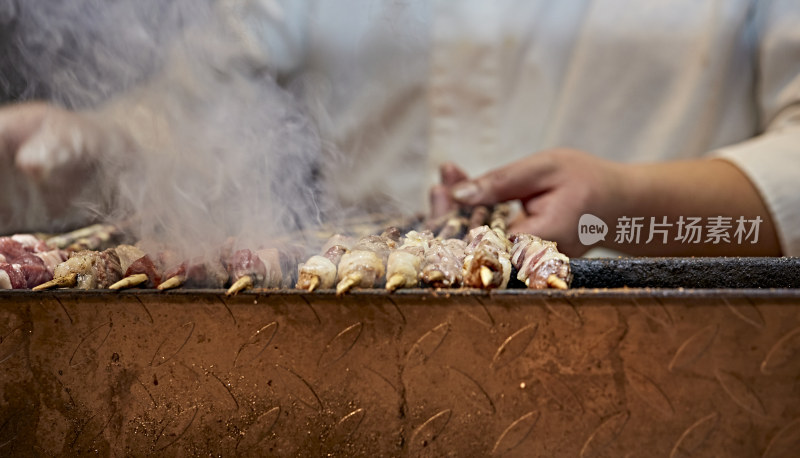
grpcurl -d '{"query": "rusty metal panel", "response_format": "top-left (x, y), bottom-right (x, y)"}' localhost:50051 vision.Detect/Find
top-left (1, 289), bottom-right (800, 456)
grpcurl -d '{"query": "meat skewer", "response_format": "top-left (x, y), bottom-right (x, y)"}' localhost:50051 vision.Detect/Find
top-left (1, 234), bottom-right (67, 290)
top-left (467, 206), bottom-right (490, 232)
top-left (225, 245), bottom-right (301, 296)
top-left (33, 249), bottom-right (123, 290)
top-left (114, 254), bottom-right (162, 290)
top-left (296, 234), bottom-right (354, 292)
top-left (385, 230), bottom-right (432, 292)
top-left (0, 263), bottom-right (26, 289)
top-left (489, 203), bottom-right (512, 233)
top-left (108, 245), bottom-right (150, 290)
top-left (224, 249), bottom-right (267, 296)
top-left (45, 223), bottom-right (121, 251)
top-left (335, 229), bottom-right (398, 295)
top-left (0, 236), bottom-right (41, 261)
top-left (462, 225), bottom-right (513, 289)
top-left (509, 234), bottom-right (571, 289)
top-left (462, 204), bottom-right (515, 289)
top-left (420, 238), bottom-right (467, 288)
top-left (158, 254), bottom-right (228, 291)
top-left (436, 215), bottom-right (467, 240)
top-left (424, 210), bottom-right (456, 235)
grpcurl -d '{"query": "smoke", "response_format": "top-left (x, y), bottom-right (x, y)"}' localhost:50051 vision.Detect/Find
top-left (2, 0), bottom-right (340, 256)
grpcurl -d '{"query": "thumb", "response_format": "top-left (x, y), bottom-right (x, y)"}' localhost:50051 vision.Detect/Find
top-left (509, 214), bottom-right (587, 257)
top-left (0, 102), bottom-right (50, 160)
top-left (450, 153), bottom-right (555, 206)
top-left (508, 215), bottom-right (550, 240)
top-left (15, 123), bottom-right (77, 182)
top-left (15, 110), bottom-right (103, 182)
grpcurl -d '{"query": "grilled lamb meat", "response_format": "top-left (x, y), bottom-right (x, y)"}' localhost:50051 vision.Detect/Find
top-left (462, 225), bottom-right (512, 289)
top-left (510, 234), bottom-right (571, 289)
top-left (48, 249), bottom-right (124, 290)
top-left (297, 234), bottom-right (354, 291)
top-left (421, 238), bottom-right (467, 288)
top-left (336, 234), bottom-right (397, 294)
top-left (224, 249), bottom-right (267, 295)
top-left (162, 256), bottom-right (229, 290)
top-left (117, 255), bottom-right (162, 289)
top-left (0, 263), bottom-right (27, 289)
top-left (0, 234), bottom-right (67, 289)
top-left (0, 237), bottom-right (30, 260)
top-left (385, 230), bottom-right (432, 291)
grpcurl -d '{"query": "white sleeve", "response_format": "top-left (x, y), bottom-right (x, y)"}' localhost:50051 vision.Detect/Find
top-left (714, 0), bottom-right (800, 256)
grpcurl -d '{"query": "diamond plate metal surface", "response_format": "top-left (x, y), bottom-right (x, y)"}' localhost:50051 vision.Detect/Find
top-left (0, 289), bottom-right (799, 456)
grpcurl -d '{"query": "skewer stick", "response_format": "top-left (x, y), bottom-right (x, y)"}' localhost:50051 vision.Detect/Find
top-left (226, 275), bottom-right (253, 296)
top-left (306, 275), bottom-right (320, 292)
top-left (480, 266), bottom-right (494, 288)
top-left (157, 275), bottom-right (184, 291)
top-left (336, 273), bottom-right (362, 296)
top-left (109, 274), bottom-right (148, 291)
top-left (32, 273), bottom-right (77, 291)
top-left (385, 273), bottom-right (405, 292)
top-left (546, 274), bottom-right (568, 290)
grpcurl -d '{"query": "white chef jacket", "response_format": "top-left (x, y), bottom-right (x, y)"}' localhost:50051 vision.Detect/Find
top-left (224, 0), bottom-right (800, 254)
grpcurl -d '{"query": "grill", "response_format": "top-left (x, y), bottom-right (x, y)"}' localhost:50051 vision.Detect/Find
top-left (1, 258), bottom-right (799, 456)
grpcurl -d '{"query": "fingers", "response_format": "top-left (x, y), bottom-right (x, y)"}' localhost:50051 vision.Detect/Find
top-left (508, 199), bottom-right (551, 238)
top-left (15, 109), bottom-right (102, 183)
top-left (450, 153), bottom-right (557, 206)
top-left (0, 102), bottom-right (50, 160)
top-left (429, 162), bottom-right (469, 219)
top-left (16, 118), bottom-right (76, 182)
top-left (439, 162), bottom-right (468, 186)
top-left (429, 184), bottom-right (457, 219)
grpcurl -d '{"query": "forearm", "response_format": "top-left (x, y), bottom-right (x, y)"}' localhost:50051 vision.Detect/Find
top-left (601, 159), bottom-right (781, 256)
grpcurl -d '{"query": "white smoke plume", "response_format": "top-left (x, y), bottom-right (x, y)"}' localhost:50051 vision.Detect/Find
top-left (1, 0), bottom-right (347, 257)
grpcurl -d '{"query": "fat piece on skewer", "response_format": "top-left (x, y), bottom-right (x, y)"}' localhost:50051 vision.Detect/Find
top-left (114, 245), bottom-right (146, 273)
top-left (510, 234), bottom-right (571, 289)
top-left (385, 230), bottom-right (432, 292)
top-left (110, 251), bottom-right (163, 290)
top-left (336, 234), bottom-right (397, 295)
top-left (109, 245), bottom-right (149, 290)
top-left (296, 235), bottom-right (353, 292)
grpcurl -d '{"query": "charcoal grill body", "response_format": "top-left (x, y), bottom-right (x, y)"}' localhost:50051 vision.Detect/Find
top-left (1, 259), bottom-right (799, 456)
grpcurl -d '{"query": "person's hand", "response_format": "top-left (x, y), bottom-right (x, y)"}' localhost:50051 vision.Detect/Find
top-left (429, 162), bottom-right (470, 218)
top-left (0, 102), bottom-right (125, 232)
top-left (433, 148), bottom-right (629, 256)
